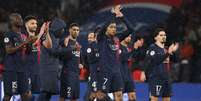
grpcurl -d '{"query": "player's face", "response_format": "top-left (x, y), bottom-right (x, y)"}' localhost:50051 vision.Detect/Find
top-left (137, 38), bottom-right (144, 47)
top-left (69, 26), bottom-right (80, 39)
top-left (13, 15), bottom-right (23, 27)
top-left (25, 19), bottom-right (37, 33)
top-left (106, 23), bottom-right (116, 36)
top-left (88, 32), bottom-right (95, 42)
top-left (155, 31), bottom-right (166, 43)
top-left (124, 35), bottom-right (131, 44)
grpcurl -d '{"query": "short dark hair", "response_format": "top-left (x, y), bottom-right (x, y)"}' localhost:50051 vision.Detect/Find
top-left (153, 27), bottom-right (165, 38)
top-left (135, 34), bottom-right (144, 41)
top-left (24, 15), bottom-right (37, 23)
top-left (69, 23), bottom-right (79, 29)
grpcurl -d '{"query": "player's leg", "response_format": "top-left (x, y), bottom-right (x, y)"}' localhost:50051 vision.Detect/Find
top-left (162, 79), bottom-right (172, 101)
top-left (112, 73), bottom-right (124, 101)
top-left (125, 81), bottom-right (136, 101)
top-left (3, 71), bottom-right (16, 101)
top-left (128, 92), bottom-right (136, 101)
top-left (18, 72), bottom-right (32, 101)
top-left (149, 78), bottom-right (163, 101)
top-left (150, 96), bottom-right (159, 101)
top-left (37, 91), bottom-right (52, 101)
top-left (37, 71), bottom-right (57, 101)
top-left (162, 97), bottom-right (170, 101)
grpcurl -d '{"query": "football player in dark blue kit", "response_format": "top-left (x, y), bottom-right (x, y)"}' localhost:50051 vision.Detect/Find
top-left (24, 15), bottom-right (41, 93)
top-left (83, 32), bottom-right (99, 101)
top-left (83, 32), bottom-right (113, 101)
top-left (140, 28), bottom-right (179, 101)
top-left (36, 18), bottom-right (66, 101)
top-left (59, 23), bottom-right (81, 101)
top-left (3, 13), bottom-right (36, 101)
top-left (119, 34), bottom-right (144, 101)
top-left (96, 5), bottom-right (133, 101)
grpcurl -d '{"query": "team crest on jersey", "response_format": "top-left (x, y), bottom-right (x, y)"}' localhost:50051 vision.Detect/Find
top-left (72, 51), bottom-right (80, 57)
top-left (4, 37), bottom-right (9, 43)
top-left (95, 53), bottom-right (99, 57)
top-left (87, 48), bottom-right (92, 53)
top-left (109, 44), bottom-right (118, 51)
top-left (150, 51), bottom-right (155, 56)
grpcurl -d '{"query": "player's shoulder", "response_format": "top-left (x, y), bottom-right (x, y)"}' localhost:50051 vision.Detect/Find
top-left (4, 32), bottom-right (14, 37)
top-left (148, 44), bottom-right (157, 50)
top-left (146, 44), bottom-right (157, 56)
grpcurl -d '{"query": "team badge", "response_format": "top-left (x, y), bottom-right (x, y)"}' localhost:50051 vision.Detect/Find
top-left (150, 51), bottom-right (155, 56)
top-left (87, 48), bottom-right (92, 53)
top-left (4, 37), bottom-right (9, 43)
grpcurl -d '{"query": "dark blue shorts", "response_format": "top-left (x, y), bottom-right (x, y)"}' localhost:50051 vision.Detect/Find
top-left (3, 71), bottom-right (29, 95)
top-left (30, 74), bottom-right (40, 93)
top-left (98, 71), bottom-right (123, 93)
top-left (87, 71), bottom-right (100, 92)
top-left (123, 80), bottom-right (135, 93)
top-left (60, 69), bottom-right (80, 99)
top-left (148, 77), bottom-right (172, 97)
top-left (39, 71), bottom-right (58, 94)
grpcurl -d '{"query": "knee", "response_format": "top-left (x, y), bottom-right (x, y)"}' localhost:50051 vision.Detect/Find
top-left (21, 91), bottom-right (32, 100)
top-left (114, 91), bottom-right (123, 101)
top-left (89, 92), bottom-right (96, 100)
top-left (96, 91), bottom-right (106, 100)
top-left (128, 92), bottom-right (136, 101)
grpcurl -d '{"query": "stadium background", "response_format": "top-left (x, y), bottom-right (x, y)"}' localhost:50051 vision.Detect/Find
top-left (0, 0), bottom-right (201, 100)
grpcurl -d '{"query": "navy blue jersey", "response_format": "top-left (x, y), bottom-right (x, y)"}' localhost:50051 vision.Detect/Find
top-left (97, 17), bottom-right (133, 73)
top-left (40, 33), bottom-right (60, 71)
top-left (25, 40), bottom-right (40, 74)
top-left (83, 41), bottom-right (100, 73)
top-left (3, 32), bottom-right (27, 72)
top-left (143, 44), bottom-right (170, 79)
top-left (61, 39), bottom-right (80, 74)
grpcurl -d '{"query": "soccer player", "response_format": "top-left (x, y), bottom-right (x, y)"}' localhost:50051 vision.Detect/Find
top-left (3, 13), bottom-right (36, 101)
top-left (119, 34), bottom-right (144, 101)
top-left (58, 23), bottom-right (81, 101)
top-left (36, 18), bottom-right (66, 101)
top-left (24, 15), bottom-right (41, 93)
top-left (140, 28), bottom-right (179, 101)
top-left (96, 5), bottom-right (133, 101)
top-left (83, 31), bottom-right (112, 101)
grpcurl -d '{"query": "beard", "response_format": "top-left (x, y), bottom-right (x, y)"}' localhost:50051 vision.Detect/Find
top-left (29, 29), bottom-right (36, 33)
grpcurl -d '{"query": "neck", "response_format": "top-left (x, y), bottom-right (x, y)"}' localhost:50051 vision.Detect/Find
top-left (12, 27), bottom-right (21, 34)
top-left (69, 35), bottom-right (76, 41)
top-left (28, 31), bottom-right (36, 36)
top-left (155, 41), bottom-right (164, 48)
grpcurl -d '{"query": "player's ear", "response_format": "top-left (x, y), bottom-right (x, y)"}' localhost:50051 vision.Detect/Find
top-left (25, 22), bottom-right (28, 29)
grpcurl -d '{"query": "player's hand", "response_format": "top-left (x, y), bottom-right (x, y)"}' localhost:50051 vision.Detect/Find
top-left (168, 43), bottom-right (179, 54)
top-left (140, 71), bottom-right (146, 82)
top-left (172, 42), bottom-right (179, 52)
top-left (112, 5), bottom-right (124, 17)
top-left (133, 42), bottom-right (139, 49)
top-left (33, 21), bottom-right (50, 46)
top-left (75, 43), bottom-right (81, 51)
